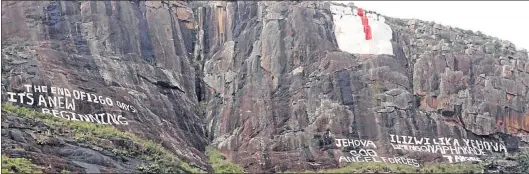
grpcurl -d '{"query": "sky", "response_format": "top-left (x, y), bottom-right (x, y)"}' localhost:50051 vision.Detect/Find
top-left (340, 1), bottom-right (529, 50)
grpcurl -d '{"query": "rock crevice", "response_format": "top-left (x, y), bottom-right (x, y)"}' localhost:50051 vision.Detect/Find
top-left (2, 1), bottom-right (529, 173)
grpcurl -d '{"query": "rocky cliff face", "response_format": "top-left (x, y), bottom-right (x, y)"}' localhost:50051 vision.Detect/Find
top-left (194, 1), bottom-right (529, 173)
top-left (2, 1), bottom-right (209, 171)
top-left (2, 1), bottom-right (529, 173)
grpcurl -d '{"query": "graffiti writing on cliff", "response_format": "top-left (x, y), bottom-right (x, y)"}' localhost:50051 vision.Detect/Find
top-left (335, 138), bottom-right (377, 149)
top-left (336, 138), bottom-right (420, 167)
top-left (5, 85), bottom-right (136, 125)
top-left (389, 134), bottom-right (508, 163)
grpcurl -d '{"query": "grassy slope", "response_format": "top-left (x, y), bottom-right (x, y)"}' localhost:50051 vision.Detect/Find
top-left (1, 103), bottom-right (199, 173)
top-left (283, 162), bottom-right (484, 173)
top-left (205, 146), bottom-right (245, 173)
top-left (1, 154), bottom-right (45, 174)
top-left (3, 103), bottom-right (528, 173)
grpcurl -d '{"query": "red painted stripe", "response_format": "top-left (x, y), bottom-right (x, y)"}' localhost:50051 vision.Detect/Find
top-left (357, 8), bottom-right (364, 16)
top-left (362, 16), bottom-right (369, 26)
top-left (357, 8), bottom-right (372, 40)
top-left (365, 26), bottom-right (372, 40)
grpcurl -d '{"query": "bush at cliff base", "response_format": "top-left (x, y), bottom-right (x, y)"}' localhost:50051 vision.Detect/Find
top-left (1, 154), bottom-right (43, 173)
top-left (1, 104), bottom-right (199, 174)
top-left (516, 151), bottom-right (529, 173)
top-left (206, 146), bottom-right (245, 173)
top-left (290, 162), bottom-right (484, 173)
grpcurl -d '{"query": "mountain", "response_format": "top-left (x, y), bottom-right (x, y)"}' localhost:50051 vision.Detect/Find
top-left (2, 1), bottom-right (528, 173)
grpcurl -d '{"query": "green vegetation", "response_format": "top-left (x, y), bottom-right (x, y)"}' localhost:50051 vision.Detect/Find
top-left (0, 104), bottom-right (496, 174)
top-left (1, 154), bottom-right (43, 174)
top-left (283, 170), bottom-right (317, 173)
top-left (321, 162), bottom-right (417, 173)
top-left (1, 104), bottom-right (200, 173)
top-left (420, 163), bottom-right (483, 173)
top-left (197, 101), bottom-right (208, 119)
top-left (205, 146), bottom-right (245, 173)
top-left (1, 36), bottom-right (29, 54)
top-left (317, 162), bottom-right (483, 173)
top-left (516, 151), bottom-right (529, 173)
top-left (281, 162), bottom-right (483, 174)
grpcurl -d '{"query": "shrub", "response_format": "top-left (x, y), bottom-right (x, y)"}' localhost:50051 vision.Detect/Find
top-left (316, 162), bottom-right (483, 174)
top-left (420, 163), bottom-right (483, 173)
top-left (1, 154), bottom-right (43, 174)
top-left (322, 162), bottom-right (416, 173)
top-left (516, 151), bottom-right (529, 173)
top-left (1, 104), bottom-right (200, 173)
top-left (206, 146), bottom-right (244, 173)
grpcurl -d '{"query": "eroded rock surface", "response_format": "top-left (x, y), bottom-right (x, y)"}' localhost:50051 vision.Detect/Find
top-left (1, 1), bottom-right (209, 171)
top-left (194, 1), bottom-right (529, 173)
top-left (3, 1), bottom-right (529, 173)
top-left (2, 113), bottom-right (136, 173)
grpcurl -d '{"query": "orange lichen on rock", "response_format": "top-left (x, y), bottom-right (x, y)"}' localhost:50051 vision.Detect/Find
top-left (419, 96), bottom-right (429, 110)
top-left (416, 88), bottom-right (424, 95)
top-left (429, 96), bottom-right (438, 108)
top-left (503, 111), bottom-right (529, 133)
top-left (419, 95), bottom-right (439, 112)
top-left (176, 7), bottom-right (192, 21)
top-left (436, 96), bottom-right (450, 111)
top-left (216, 6), bottom-right (226, 44)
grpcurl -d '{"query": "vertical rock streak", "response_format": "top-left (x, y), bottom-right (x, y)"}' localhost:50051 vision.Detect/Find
top-left (3, 1), bottom-right (529, 173)
top-left (198, 1), bottom-right (529, 172)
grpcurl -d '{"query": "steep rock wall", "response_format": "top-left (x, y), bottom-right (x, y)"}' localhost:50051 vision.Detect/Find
top-left (1, 1), bottom-right (209, 171)
top-left (195, 1), bottom-right (529, 172)
top-left (3, 1), bottom-right (529, 173)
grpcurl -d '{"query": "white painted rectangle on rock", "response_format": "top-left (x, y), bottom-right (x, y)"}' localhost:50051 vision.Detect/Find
top-left (330, 4), bottom-right (394, 55)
